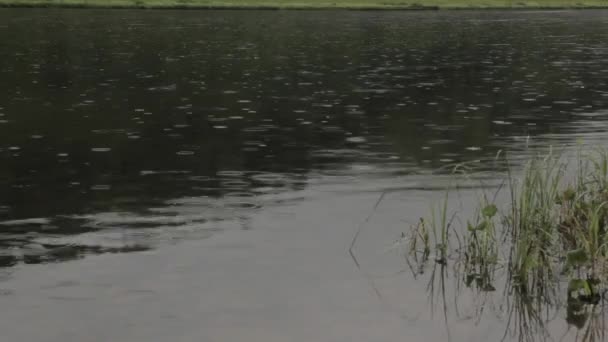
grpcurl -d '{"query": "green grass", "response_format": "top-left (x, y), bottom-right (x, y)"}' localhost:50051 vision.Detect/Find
top-left (1, 0), bottom-right (608, 9)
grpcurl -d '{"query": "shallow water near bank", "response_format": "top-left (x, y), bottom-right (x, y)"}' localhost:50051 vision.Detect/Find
top-left (2, 8), bottom-right (608, 341)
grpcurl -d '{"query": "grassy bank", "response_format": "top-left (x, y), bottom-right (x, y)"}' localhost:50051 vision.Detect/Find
top-left (1, 0), bottom-right (608, 9)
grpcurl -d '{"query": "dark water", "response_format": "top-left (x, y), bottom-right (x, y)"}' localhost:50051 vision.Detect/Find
top-left (1, 9), bottom-right (608, 267)
top-left (1, 9), bottom-right (608, 341)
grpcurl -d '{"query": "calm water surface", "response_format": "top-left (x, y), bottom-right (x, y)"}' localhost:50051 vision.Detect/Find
top-left (1, 9), bottom-right (608, 341)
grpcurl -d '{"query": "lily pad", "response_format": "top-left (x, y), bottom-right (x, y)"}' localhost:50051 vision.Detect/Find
top-left (482, 204), bottom-right (497, 218)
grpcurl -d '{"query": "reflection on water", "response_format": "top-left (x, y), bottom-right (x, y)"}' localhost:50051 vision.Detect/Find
top-left (1, 9), bottom-right (608, 271)
top-left (415, 261), bottom-right (608, 342)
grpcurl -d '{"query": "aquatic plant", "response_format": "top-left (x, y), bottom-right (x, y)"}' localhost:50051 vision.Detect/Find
top-left (406, 148), bottom-right (608, 341)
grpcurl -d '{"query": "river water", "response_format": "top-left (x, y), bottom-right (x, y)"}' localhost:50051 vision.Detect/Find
top-left (1, 8), bottom-right (608, 341)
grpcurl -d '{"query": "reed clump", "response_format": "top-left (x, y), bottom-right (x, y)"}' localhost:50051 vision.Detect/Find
top-left (407, 149), bottom-right (608, 330)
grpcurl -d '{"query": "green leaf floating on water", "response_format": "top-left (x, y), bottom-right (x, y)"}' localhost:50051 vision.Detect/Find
top-left (568, 278), bottom-right (592, 298)
top-left (482, 204), bottom-right (497, 218)
top-left (567, 248), bottom-right (589, 267)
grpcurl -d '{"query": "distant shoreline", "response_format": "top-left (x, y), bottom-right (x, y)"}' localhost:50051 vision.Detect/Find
top-left (1, 0), bottom-right (608, 10)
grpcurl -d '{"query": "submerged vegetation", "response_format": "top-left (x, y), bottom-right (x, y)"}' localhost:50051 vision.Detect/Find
top-left (406, 148), bottom-right (608, 340)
